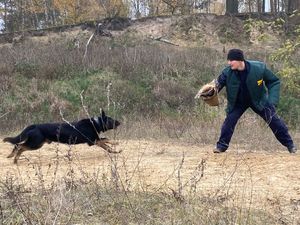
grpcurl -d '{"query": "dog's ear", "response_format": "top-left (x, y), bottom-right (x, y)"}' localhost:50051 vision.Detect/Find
top-left (101, 109), bottom-right (106, 118)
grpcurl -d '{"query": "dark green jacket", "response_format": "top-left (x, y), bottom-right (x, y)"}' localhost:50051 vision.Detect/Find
top-left (217, 60), bottom-right (280, 113)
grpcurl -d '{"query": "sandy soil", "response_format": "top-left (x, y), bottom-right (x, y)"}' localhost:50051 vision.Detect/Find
top-left (1, 138), bottom-right (300, 222)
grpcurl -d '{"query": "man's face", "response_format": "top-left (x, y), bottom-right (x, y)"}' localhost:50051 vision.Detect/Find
top-left (227, 60), bottom-right (241, 70)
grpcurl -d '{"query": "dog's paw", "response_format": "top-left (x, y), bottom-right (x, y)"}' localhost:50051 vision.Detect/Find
top-left (108, 141), bottom-right (119, 146)
top-left (109, 148), bottom-right (123, 154)
top-left (7, 153), bottom-right (15, 158)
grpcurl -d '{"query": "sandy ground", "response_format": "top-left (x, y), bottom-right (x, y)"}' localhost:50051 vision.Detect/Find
top-left (1, 138), bottom-right (300, 222)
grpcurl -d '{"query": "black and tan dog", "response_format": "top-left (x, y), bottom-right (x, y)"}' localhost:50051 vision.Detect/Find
top-left (3, 111), bottom-right (121, 164)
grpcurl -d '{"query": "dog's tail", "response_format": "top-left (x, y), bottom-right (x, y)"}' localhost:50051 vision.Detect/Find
top-left (3, 135), bottom-right (27, 144)
top-left (3, 125), bottom-right (34, 144)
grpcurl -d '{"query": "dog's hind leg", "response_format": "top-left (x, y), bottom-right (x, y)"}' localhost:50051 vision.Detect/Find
top-left (7, 145), bottom-right (19, 158)
top-left (13, 145), bottom-right (28, 164)
top-left (12, 129), bottom-right (45, 164)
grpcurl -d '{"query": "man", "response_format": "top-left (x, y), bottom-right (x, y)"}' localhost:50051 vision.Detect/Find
top-left (214, 48), bottom-right (297, 153)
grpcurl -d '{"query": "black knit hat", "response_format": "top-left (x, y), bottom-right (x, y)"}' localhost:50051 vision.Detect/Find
top-left (227, 49), bottom-right (245, 61)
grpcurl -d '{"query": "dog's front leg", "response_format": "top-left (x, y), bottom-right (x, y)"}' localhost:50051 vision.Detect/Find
top-left (101, 138), bottom-right (119, 146)
top-left (96, 139), bottom-right (122, 153)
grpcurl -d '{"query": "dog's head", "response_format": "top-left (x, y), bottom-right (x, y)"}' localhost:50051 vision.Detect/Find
top-left (97, 110), bottom-right (120, 132)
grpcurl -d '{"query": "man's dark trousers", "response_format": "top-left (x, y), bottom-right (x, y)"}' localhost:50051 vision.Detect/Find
top-left (217, 103), bottom-right (294, 151)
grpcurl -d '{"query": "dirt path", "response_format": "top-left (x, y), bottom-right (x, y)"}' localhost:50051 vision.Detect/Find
top-left (1, 139), bottom-right (300, 222)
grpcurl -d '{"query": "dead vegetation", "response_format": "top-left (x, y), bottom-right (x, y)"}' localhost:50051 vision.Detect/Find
top-left (0, 13), bottom-right (299, 224)
top-left (0, 137), bottom-right (299, 224)
top-left (0, 112), bottom-right (299, 224)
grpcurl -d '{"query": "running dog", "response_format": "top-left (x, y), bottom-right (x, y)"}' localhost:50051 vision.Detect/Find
top-left (3, 111), bottom-right (121, 164)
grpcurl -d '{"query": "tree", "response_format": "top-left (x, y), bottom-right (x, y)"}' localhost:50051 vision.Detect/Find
top-left (270, 18), bottom-right (300, 123)
top-left (53, 0), bottom-right (80, 24)
top-left (262, 0), bottom-right (265, 12)
top-left (97, 0), bottom-right (129, 18)
top-left (147, 0), bottom-right (161, 16)
top-left (129, 0), bottom-right (145, 18)
top-left (288, 0), bottom-right (300, 13)
top-left (160, 0), bottom-right (195, 15)
top-left (226, 0), bottom-right (238, 14)
top-left (161, 0), bottom-right (181, 14)
top-left (0, 0), bottom-right (9, 31)
top-left (3, 0), bottom-right (24, 32)
top-left (271, 12), bottom-right (300, 96)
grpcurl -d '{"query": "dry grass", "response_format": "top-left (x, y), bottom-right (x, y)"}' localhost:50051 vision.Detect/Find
top-left (0, 115), bottom-right (299, 224)
top-left (0, 15), bottom-right (299, 224)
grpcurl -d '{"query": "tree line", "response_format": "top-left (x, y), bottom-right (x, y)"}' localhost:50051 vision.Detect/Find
top-left (0, 0), bottom-right (299, 33)
top-left (227, 0), bottom-right (300, 14)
